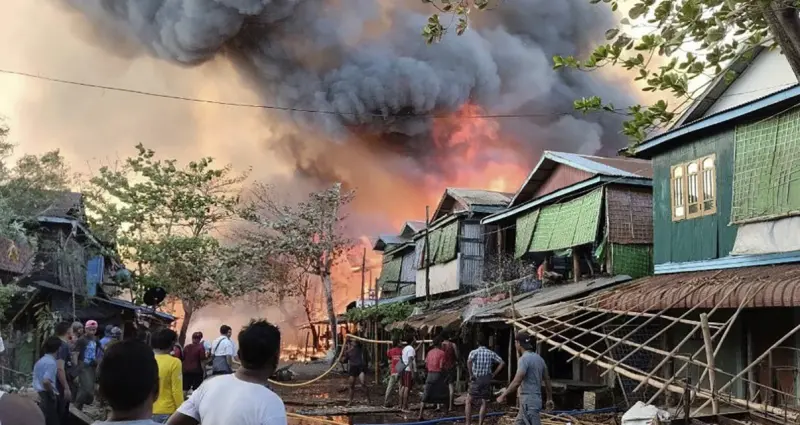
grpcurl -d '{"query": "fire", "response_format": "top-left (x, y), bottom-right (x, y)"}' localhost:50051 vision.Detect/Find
top-left (280, 343), bottom-right (319, 363)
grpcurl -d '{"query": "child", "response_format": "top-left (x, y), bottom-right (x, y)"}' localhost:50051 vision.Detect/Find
top-left (33, 336), bottom-right (62, 425)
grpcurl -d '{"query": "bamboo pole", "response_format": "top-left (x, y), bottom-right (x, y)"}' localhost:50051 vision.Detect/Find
top-left (510, 320), bottom-right (799, 421)
top-left (585, 285), bottom-right (705, 366)
top-left (700, 313), bottom-right (718, 415)
top-left (550, 287), bottom-right (659, 353)
top-left (576, 306), bottom-right (724, 329)
top-left (600, 287), bottom-right (726, 377)
top-left (691, 321), bottom-right (800, 417)
top-left (645, 281), bottom-right (764, 403)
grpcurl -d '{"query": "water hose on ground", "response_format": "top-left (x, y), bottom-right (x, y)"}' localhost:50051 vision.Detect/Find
top-left (270, 334), bottom-right (431, 387)
top-left (352, 407), bottom-right (618, 425)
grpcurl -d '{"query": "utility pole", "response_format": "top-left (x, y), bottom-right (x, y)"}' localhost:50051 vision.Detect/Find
top-left (424, 205), bottom-right (431, 304)
top-left (360, 247), bottom-right (366, 308)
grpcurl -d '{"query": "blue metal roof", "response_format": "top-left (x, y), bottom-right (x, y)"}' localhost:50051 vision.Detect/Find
top-left (629, 84), bottom-right (800, 159)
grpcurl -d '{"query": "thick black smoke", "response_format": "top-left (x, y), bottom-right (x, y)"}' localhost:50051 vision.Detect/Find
top-left (63, 0), bottom-right (635, 185)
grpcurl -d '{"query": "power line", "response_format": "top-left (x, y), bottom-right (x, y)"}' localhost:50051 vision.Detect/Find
top-left (0, 67), bottom-right (580, 119)
top-left (0, 66), bottom-right (795, 120)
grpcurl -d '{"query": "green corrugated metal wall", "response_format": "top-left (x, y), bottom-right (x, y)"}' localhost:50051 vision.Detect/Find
top-left (652, 130), bottom-right (737, 264)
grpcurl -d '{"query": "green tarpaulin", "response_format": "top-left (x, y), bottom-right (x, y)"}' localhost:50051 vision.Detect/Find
top-left (732, 108), bottom-right (800, 223)
top-left (418, 221), bottom-right (459, 268)
top-left (514, 210), bottom-right (539, 258)
top-left (378, 255), bottom-right (403, 289)
top-left (529, 189), bottom-right (603, 252)
top-left (435, 222), bottom-right (459, 264)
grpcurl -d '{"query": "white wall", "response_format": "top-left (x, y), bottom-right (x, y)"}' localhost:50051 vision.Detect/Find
top-left (705, 49), bottom-right (798, 116)
top-left (416, 255), bottom-right (459, 297)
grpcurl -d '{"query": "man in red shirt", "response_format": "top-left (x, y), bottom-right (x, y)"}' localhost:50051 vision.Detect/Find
top-left (441, 332), bottom-right (459, 412)
top-left (384, 339), bottom-right (403, 407)
top-left (182, 332), bottom-right (208, 392)
top-left (418, 337), bottom-right (447, 420)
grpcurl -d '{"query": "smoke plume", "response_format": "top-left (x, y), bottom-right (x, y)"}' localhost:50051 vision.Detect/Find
top-left (61, 0), bottom-right (636, 216)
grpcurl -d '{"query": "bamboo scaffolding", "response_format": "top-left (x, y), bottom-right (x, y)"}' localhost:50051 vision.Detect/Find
top-left (550, 286), bottom-right (660, 353)
top-left (584, 285), bottom-right (706, 366)
top-left (576, 305), bottom-right (724, 329)
top-left (537, 311), bottom-right (722, 373)
top-left (530, 291), bottom-right (797, 404)
top-left (509, 319), bottom-right (800, 421)
top-left (644, 281), bottom-right (791, 404)
top-left (516, 279), bottom-right (649, 322)
top-left (700, 313), bottom-right (718, 415)
top-left (692, 321), bottom-right (800, 417)
top-left (600, 287), bottom-right (728, 377)
top-left (630, 282), bottom-right (742, 393)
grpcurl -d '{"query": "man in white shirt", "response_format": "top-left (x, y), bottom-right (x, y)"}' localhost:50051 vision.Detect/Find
top-left (209, 325), bottom-right (236, 375)
top-left (167, 320), bottom-right (287, 425)
top-left (399, 336), bottom-right (416, 412)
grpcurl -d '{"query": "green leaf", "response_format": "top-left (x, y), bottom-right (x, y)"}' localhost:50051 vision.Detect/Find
top-left (629, 4), bottom-right (647, 19)
top-left (605, 28), bottom-right (619, 40)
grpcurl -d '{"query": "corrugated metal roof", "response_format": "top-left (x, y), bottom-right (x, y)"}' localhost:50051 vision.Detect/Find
top-left (403, 221), bottom-right (426, 234)
top-left (510, 151), bottom-right (652, 206)
top-left (476, 275), bottom-right (632, 321)
top-left (432, 188), bottom-right (512, 221)
top-left (447, 188), bottom-right (513, 207)
top-left (33, 280), bottom-right (175, 321)
top-left (597, 263), bottom-right (800, 311)
top-left (547, 152), bottom-right (653, 179)
top-left (373, 234), bottom-right (410, 251)
top-left (40, 191), bottom-right (83, 220)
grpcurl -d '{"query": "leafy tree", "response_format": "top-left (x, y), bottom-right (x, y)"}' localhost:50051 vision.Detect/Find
top-left (240, 182), bottom-right (355, 352)
top-left (88, 144), bottom-right (253, 343)
top-left (421, 0), bottom-right (800, 146)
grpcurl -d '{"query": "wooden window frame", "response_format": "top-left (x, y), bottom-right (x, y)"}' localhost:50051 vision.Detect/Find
top-left (670, 154), bottom-right (717, 221)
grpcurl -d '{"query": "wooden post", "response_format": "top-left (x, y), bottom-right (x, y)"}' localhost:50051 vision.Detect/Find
top-left (424, 206), bottom-right (431, 304)
top-left (746, 323), bottom-right (756, 402)
top-left (692, 321), bottom-right (800, 416)
top-left (700, 313), bottom-right (718, 415)
top-left (507, 330), bottom-right (513, 384)
top-left (572, 249), bottom-right (581, 283)
top-left (684, 376), bottom-right (691, 425)
top-left (304, 332), bottom-right (310, 361)
top-left (360, 247), bottom-right (366, 308)
top-left (375, 321), bottom-right (379, 385)
top-left (768, 351), bottom-right (774, 406)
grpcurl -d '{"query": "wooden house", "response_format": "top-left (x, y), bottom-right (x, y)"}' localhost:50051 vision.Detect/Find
top-left (374, 220), bottom-right (425, 298)
top-left (0, 191), bottom-right (173, 383)
top-left (414, 188), bottom-right (512, 298)
top-left (594, 49), bottom-right (800, 408)
top-left (481, 151), bottom-right (654, 282)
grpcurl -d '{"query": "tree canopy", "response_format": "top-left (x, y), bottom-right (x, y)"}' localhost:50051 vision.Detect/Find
top-left (422, 0), bottom-right (800, 146)
top-left (88, 144), bottom-right (254, 342)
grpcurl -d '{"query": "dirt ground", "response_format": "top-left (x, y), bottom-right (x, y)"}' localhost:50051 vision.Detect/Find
top-left (276, 361), bottom-right (508, 425)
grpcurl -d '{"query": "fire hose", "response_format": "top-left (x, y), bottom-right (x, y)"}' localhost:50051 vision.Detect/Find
top-left (269, 334), bottom-right (431, 387)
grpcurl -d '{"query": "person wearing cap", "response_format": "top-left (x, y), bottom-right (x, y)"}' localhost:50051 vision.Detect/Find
top-left (182, 332), bottom-right (208, 392)
top-left (74, 320), bottom-right (101, 410)
top-left (497, 333), bottom-right (553, 425)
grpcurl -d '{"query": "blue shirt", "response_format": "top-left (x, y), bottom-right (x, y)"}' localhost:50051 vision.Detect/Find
top-left (33, 354), bottom-right (58, 394)
top-left (84, 340), bottom-right (98, 365)
top-left (99, 336), bottom-right (112, 349)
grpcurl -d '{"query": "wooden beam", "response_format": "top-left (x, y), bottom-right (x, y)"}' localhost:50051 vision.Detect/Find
top-left (692, 321), bottom-right (800, 416)
top-left (510, 320), bottom-right (799, 421)
top-left (700, 313), bottom-right (718, 415)
top-left (577, 306), bottom-right (724, 329)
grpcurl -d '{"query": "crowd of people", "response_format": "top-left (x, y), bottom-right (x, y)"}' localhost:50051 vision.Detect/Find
top-left (8, 319), bottom-right (555, 425)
